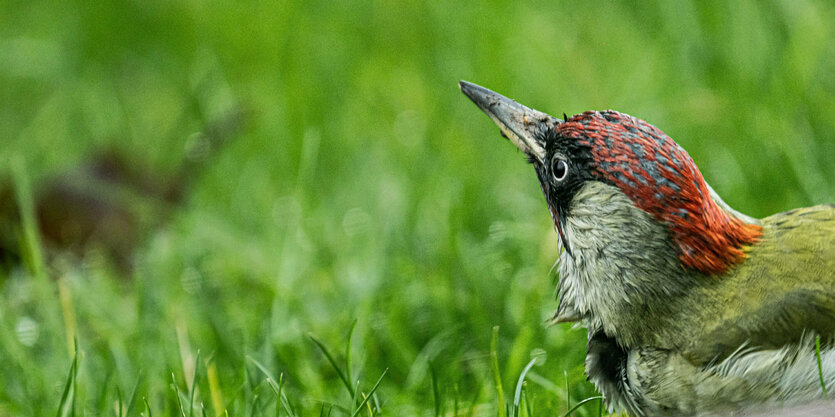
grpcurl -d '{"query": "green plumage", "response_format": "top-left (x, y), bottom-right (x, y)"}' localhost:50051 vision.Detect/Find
top-left (681, 204), bottom-right (835, 367)
top-left (608, 204), bottom-right (835, 415)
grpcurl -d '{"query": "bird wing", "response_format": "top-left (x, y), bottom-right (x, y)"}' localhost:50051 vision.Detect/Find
top-left (682, 204), bottom-right (835, 366)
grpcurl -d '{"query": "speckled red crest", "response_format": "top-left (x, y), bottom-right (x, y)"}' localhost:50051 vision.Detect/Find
top-left (558, 111), bottom-right (762, 274)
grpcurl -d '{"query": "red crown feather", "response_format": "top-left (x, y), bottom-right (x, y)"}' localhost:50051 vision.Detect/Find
top-left (558, 111), bottom-right (762, 274)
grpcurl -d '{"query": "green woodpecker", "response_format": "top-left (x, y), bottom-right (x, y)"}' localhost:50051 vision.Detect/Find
top-left (459, 81), bottom-right (835, 416)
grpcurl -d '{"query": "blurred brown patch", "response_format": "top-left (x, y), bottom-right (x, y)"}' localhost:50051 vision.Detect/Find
top-left (0, 108), bottom-right (248, 275)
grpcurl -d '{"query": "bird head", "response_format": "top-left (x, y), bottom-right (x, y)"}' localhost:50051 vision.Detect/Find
top-left (459, 81), bottom-right (762, 276)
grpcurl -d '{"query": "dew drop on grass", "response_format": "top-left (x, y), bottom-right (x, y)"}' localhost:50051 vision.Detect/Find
top-left (16, 316), bottom-right (39, 347)
top-left (530, 348), bottom-right (547, 366)
top-left (272, 195), bottom-right (302, 227)
top-left (180, 267), bottom-right (203, 294)
top-left (185, 132), bottom-right (212, 161)
top-left (342, 207), bottom-right (371, 237)
top-left (489, 221), bottom-right (508, 243)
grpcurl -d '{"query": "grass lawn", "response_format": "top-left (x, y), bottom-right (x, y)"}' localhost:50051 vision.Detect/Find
top-left (1, 1), bottom-right (833, 415)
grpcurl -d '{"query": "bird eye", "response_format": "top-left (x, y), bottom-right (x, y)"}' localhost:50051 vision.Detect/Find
top-left (551, 159), bottom-right (568, 182)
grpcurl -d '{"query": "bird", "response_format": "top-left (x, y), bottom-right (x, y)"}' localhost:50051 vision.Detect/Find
top-left (458, 80), bottom-right (835, 416)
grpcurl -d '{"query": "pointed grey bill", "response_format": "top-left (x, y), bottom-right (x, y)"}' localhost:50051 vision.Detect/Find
top-left (458, 81), bottom-right (560, 162)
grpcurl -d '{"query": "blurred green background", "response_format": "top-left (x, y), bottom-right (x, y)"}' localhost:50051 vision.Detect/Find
top-left (1, 0), bottom-right (833, 415)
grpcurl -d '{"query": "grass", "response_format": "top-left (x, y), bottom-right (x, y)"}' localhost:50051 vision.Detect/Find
top-left (1, 0), bottom-right (834, 415)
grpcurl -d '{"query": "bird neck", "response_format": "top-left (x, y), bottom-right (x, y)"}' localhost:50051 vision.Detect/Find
top-left (556, 181), bottom-right (700, 346)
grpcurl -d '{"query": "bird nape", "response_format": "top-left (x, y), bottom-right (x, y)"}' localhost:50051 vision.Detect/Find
top-left (459, 80), bottom-right (835, 417)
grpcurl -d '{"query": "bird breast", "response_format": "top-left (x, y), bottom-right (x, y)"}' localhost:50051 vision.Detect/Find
top-left (556, 181), bottom-right (692, 347)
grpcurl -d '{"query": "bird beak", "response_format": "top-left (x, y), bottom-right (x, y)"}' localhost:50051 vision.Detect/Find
top-left (458, 81), bottom-right (559, 163)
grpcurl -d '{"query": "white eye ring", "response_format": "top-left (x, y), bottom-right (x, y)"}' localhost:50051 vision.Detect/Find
top-left (552, 159), bottom-right (568, 182)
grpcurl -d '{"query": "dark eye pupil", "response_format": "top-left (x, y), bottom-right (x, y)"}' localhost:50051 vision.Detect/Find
top-left (552, 159), bottom-right (568, 181)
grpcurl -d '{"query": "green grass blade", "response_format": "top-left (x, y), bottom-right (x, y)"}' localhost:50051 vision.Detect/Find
top-left (172, 372), bottom-right (187, 417)
top-left (346, 319), bottom-right (358, 392)
top-left (308, 333), bottom-right (355, 398)
top-left (349, 368), bottom-right (388, 417)
top-left (816, 334), bottom-right (828, 399)
top-left (370, 392), bottom-right (382, 414)
top-left (490, 326), bottom-right (505, 417)
top-left (10, 157), bottom-right (46, 280)
top-left (307, 334), bottom-right (356, 397)
top-left (453, 384), bottom-right (459, 417)
top-left (523, 385), bottom-right (532, 417)
top-left (117, 386), bottom-right (123, 417)
top-left (275, 372), bottom-right (283, 417)
top-left (560, 396), bottom-right (603, 417)
top-left (430, 362), bottom-right (441, 417)
top-left (189, 350), bottom-right (202, 417)
top-left (512, 357), bottom-right (538, 415)
top-left (55, 349), bottom-right (78, 417)
top-left (319, 403), bottom-right (335, 417)
top-left (563, 371), bottom-right (570, 415)
top-left (247, 357), bottom-right (298, 417)
top-left (350, 380), bottom-right (361, 411)
top-left (315, 401), bottom-right (348, 415)
top-left (597, 395), bottom-right (603, 417)
top-left (467, 378), bottom-right (481, 417)
top-left (97, 370), bottom-right (114, 417)
top-left (249, 394), bottom-right (260, 417)
top-left (125, 371), bottom-right (143, 417)
top-left (144, 397), bottom-right (153, 417)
